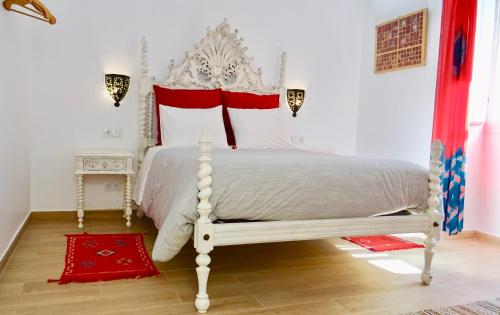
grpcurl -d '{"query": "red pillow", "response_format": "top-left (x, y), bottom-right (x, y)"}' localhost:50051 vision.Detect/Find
top-left (153, 85), bottom-right (236, 145)
top-left (222, 91), bottom-right (280, 109)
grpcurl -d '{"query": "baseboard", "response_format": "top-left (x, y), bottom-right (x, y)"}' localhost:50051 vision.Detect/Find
top-left (30, 209), bottom-right (138, 221)
top-left (475, 231), bottom-right (500, 245)
top-left (442, 230), bottom-right (476, 240)
top-left (443, 230), bottom-right (500, 244)
top-left (0, 212), bottom-right (32, 275)
top-left (30, 205), bottom-right (139, 213)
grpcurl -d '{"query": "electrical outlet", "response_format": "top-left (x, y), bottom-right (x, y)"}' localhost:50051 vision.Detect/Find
top-left (103, 128), bottom-right (122, 138)
top-left (291, 135), bottom-right (304, 144)
top-left (104, 182), bottom-right (121, 192)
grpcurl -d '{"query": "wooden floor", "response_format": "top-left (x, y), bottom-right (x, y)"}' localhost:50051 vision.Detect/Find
top-left (1, 212), bottom-right (500, 315)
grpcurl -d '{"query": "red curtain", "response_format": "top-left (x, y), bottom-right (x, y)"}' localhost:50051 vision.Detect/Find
top-left (432, 0), bottom-right (477, 234)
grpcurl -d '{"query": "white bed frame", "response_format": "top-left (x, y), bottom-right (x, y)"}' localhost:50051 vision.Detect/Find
top-left (137, 20), bottom-right (443, 313)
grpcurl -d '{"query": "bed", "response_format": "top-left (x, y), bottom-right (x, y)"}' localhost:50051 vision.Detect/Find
top-left (135, 20), bottom-right (443, 313)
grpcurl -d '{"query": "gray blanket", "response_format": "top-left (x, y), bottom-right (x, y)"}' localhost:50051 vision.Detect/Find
top-left (138, 148), bottom-right (429, 261)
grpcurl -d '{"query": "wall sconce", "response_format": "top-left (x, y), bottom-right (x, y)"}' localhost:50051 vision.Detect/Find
top-left (105, 74), bottom-right (130, 107)
top-left (287, 89), bottom-right (305, 117)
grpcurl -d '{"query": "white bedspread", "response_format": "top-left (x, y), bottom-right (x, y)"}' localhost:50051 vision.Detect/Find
top-left (134, 147), bottom-right (429, 261)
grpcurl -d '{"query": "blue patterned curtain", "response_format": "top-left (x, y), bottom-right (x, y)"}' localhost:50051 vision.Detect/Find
top-left (440, 148), bottom-right (466, 234)
top-left (433, 0), bottom-right (477, 234)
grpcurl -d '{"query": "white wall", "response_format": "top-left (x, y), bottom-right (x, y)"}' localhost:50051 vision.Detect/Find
top-left (30, 0), bottom-right (367, 211)
top-left (465, 124), bottom-right (500, 237)
top-left (463, 124), bottom-right (485, 233)
top-left (355, 0), bottom-right (442, 168)
top-left (0, 12), bottom-right (32, 258)
top-left (478, 126), bottom-right (500, 237)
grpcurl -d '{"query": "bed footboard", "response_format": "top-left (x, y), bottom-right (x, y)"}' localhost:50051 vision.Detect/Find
top-left (192, 134), bottom-right (444, 312)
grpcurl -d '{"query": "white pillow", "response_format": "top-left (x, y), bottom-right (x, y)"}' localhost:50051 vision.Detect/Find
top-left (159, 105), bottom-right (228, 148)
top-left (228, 108), bottom-right (293, 149)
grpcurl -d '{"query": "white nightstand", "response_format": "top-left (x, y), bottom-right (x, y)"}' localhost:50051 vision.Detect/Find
top-left (75, 150), bottom-right (134, 228)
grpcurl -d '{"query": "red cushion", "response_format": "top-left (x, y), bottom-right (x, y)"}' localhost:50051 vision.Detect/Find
top-left (153, 86), bottom-right (236, 145)
top-left (222, 91), bottom-right (280, 109)
top-left (153, 85), bottom-right (222, 108)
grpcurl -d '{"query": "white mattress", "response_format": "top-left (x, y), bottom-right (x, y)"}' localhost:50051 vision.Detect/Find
top-left (133, 147), bottom-right (428, 261)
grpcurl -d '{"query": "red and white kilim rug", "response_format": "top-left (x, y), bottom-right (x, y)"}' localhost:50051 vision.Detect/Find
top-left (343, 235), bottom-right (424, 252)
top-left (50, 233), bottom-right (159, 284)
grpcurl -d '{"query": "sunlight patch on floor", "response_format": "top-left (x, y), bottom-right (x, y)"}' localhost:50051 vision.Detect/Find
top-left (352, 253), bottom-right (390, 258)
top-left (368, 259), bottom-right (422, 274)
top-left (335, 244), bottom-right (365, 251)
top-left (335, 234), bottom-right (423, 275)
top-left (392, 233), bottom-right (426, 240)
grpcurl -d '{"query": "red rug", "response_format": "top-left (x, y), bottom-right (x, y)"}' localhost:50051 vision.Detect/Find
top-left (50, 233), bottom-right (159, 284)
top-left (343, 235), bottom-right (424, 252)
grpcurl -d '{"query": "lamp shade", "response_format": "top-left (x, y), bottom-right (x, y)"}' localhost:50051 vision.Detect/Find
top-left (286, 89), bottom-right (305, 117)
top-left (105, 74), bottom-right (130, 107)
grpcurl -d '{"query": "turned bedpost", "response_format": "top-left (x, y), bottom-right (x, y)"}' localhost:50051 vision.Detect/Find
top-left (138, 36), bottom-right (153, 168)
top-left (278, 51), bottom-right (287, 108)
top-left (194, 132), bottom-right (214, 313)
top-left (422, 140), bottom-right (443, 285)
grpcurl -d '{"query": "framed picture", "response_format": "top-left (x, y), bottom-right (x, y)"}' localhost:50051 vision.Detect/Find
top-left (375, 8), bottom-right (428, 73)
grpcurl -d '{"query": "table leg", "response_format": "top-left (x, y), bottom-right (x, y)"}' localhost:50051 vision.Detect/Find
top-left (77, 174), bottom-right (84, 228)
top-left (125, 174), bottom-right (132, 227)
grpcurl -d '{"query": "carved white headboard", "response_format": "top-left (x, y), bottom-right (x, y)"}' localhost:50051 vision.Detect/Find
top-left (138, 19), bottom-right (287, 164)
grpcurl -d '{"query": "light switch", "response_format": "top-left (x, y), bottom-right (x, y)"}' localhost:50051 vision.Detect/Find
top-left (291, 135), bottom-right (304, 144)
top-left (103, 128), bottom-right (122, 138)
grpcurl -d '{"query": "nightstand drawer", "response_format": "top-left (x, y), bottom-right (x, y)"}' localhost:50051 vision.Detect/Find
top-left (82, 158), bottom-right (128, 171)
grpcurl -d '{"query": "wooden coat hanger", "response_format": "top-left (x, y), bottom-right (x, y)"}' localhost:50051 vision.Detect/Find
top-left (3, 0), bottom-right (56, 24)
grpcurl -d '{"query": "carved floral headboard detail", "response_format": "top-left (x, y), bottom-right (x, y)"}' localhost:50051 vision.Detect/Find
top-left (138, 19), bottom-right (287, 164)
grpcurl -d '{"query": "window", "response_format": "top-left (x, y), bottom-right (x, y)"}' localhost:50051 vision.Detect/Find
top-left (469, 0), bottom-right (500, 124)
